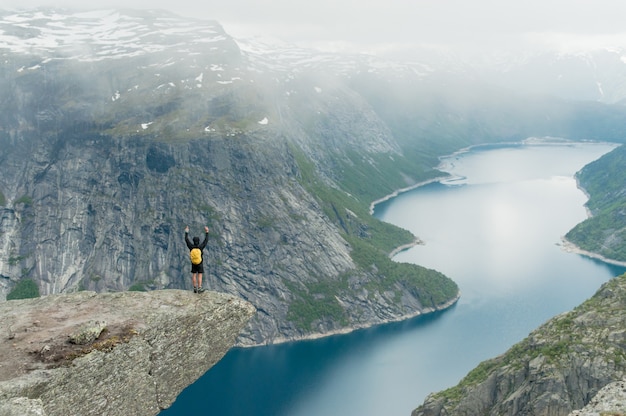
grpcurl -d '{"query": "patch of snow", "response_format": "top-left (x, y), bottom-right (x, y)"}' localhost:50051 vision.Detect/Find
top-left (258, 117), bottom-right (268, 125)
top-left (141, 122), bottom-right (153, 130)
top-left (112, 91), bottom-right (121, 101)
top-left (216, 77), bottom-right (242, 85)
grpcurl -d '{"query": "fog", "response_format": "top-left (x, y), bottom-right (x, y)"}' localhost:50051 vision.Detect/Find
top-left (4, 0), bottom-right (626, 58)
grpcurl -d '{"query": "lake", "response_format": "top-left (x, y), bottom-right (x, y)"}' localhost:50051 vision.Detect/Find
top-left (161, 140), bottom-right (625, 416)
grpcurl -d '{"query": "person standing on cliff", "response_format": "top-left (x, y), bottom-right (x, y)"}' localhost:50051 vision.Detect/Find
top-left (185, 225), bottom-right (209, 293)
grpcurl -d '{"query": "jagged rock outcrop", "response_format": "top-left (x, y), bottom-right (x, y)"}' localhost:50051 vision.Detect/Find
top-left (0, 289), bottom-right (255, 416)
top-left (412, 273), bottom-right (626, 416)
top-left (568, 380), bottom-right (626, 416)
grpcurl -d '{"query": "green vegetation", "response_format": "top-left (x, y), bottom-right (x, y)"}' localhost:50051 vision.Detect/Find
top-left (0, 190), bottom-right (6, 206)
top-left (328, 150), bottom-right (442, 206)
top-left (8, 255), bottom-right (27, 266)
top-left (285, 143), bottom-right (459, 329)
top-left (7, 279), bottom-right (40, 300)
top-left (566, 145), bottom-right (626, 261)
top-left (430, 274), bottom-right (626, 409)
top-left (14, 195), bottom-right (33, 207)
top-left (286, 279), bottom-right (349, 331)
top-left (256, 215), bottom-right (276, 230)
top-left (348, 236), bottom-right (458, 307)
top-left (291, 144), bottom-right (417, 253)
top-left (128, 282), bottom-right (147, 291)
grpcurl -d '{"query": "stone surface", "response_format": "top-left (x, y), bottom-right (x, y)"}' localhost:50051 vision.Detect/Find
top-left (569, 380), bottom-right (626, 416)
top-left (0, 290), bottom-right (255, 416)
top-left (413, 274), bottom-right (626, 416)
top-left (67, 320), bottom-right (107, 345)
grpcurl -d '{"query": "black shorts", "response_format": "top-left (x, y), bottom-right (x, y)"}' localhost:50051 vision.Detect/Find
top-left (191, 263), bottom-right (204, 274)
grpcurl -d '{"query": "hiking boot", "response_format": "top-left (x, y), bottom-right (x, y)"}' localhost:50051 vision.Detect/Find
top-left (197, 287), bottom-right (205, 294)
top-left (193, 287), bottom-right (198, 293)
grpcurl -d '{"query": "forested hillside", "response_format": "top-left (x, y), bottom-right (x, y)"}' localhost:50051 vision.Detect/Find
top-left (566, 144), bottom-right (626, 262)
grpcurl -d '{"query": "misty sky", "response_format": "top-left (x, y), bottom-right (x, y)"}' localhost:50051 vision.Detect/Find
top-left (3, 0), bottom-right (626, 57)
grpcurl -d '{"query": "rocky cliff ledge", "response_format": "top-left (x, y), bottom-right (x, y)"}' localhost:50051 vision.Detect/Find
top-left (0, 290), bottom-right (255, 416)
top-left (569, 380), bottom-right (626, 416)
top-left (413, 273), bottom-right (626, 416)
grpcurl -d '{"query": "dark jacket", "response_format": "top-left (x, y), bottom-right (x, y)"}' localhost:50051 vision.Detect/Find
top-left (185, 231), bottom-right (209, 263)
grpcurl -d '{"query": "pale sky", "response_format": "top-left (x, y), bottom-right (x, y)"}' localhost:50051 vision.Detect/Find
top-left (3, 0), bottom-right (626, 56)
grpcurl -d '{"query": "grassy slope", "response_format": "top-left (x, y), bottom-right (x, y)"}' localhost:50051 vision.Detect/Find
top-left (566, 144), bottom-right (626, 262)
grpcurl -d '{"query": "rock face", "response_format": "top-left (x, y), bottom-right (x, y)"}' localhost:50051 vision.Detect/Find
top-left (412, 274), bottom-right (626, 416)
top-left (0, 8), bottom-right (460, 346)
top-left (0, 290), bottom-right (255, 416)
top-left (568, 380), bottom-right (626, 416)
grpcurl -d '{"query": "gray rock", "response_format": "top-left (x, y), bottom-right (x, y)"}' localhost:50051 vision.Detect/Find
top-left (569, 380), bottom-right (626, 416)
top-left (0, 290), bottom-right (255, 416)
top-left (68, 320), bottom-right (107, 345)
top-left (0, 397), bottom-right (46, 416)
top-left (413, 274), bottom-right (626, 416)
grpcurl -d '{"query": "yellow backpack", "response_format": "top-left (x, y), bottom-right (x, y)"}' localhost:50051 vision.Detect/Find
top-left (190, 248), bottom-right (202, 265)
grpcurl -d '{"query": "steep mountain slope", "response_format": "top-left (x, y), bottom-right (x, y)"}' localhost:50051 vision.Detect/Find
top-left (566, 144), bottom-right (626, 262)
top-left (0, 8), bottom-right (459, 345)
top-left (413, 273), bottom-right (626, 416)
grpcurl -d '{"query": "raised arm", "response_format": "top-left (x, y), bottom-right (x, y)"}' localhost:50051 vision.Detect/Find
top-left (184, 226), bottom-right (193, 249)
top-left (200, 226), bottom-right (209, 249)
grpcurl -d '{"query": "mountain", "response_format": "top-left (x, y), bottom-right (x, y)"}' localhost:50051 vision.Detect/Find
top-left (1, 8), bottom-right (626, 347)
top-left (0, 8), bottom-right (460, 345)
top-left (565, 144), bottom-right (626, 262)
top-left (412, 273), bottom-right (626, 416)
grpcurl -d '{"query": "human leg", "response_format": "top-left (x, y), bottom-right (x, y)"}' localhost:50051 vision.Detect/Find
top-left (192, 273), bottom-right (198, 291)
top-left (196, 264), bottom-right (205, 293)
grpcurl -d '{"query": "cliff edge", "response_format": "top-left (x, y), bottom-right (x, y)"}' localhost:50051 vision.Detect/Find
top-left (0, 290), bottom-right (255, 416)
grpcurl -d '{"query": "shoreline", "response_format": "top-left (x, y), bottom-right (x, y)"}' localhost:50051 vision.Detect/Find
top-left (369, 176), bottom-right (448, 215)
top-left (558, 237), bottom-right (626, 268)
top-left (248, 293), bottom-right (461, 347)
top-left (560, 171), bottom-right (626, 267)
top-left (245, 138), bottom-right (620, 348)
top-left (367, 137), bottom-right (610, 216)
top-left (388, 238), bottom-right (424, 258)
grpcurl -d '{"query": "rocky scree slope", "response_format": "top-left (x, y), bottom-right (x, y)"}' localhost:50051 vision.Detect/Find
top-left (0, 9), bottom-right (459, 345)
top-left (0, 289), bottom-right (255, 416)
top-left (412, 273), bottom-right (626, 416)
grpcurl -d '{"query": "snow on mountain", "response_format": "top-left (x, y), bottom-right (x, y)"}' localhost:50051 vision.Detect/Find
top-left (0, 9), bottom-right (229, 61)
top-left (3, 8), bottom-right (626, 103)
top-left (0, 8), bottom-right (404, 73)
top-left (235, 34), bottom-right (433, 78)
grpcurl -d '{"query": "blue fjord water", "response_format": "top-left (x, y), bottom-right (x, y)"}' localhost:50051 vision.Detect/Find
top-left (161, 141), bottom-right (625, 416)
